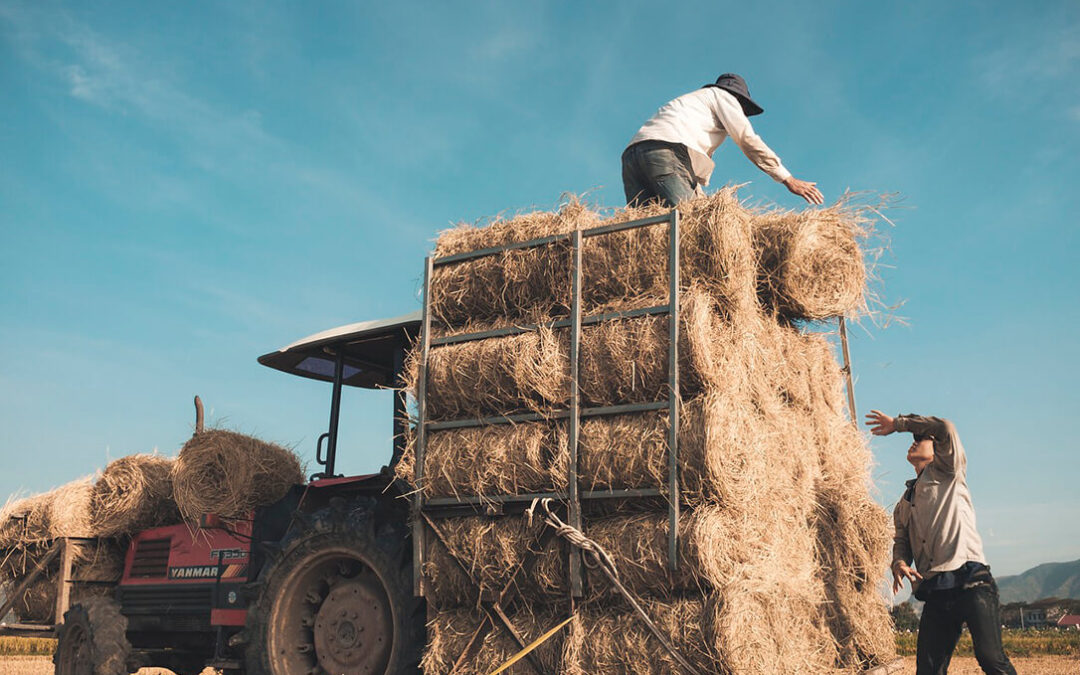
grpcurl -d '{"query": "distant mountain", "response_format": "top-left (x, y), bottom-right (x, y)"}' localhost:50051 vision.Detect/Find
top-left (996, 559), bottom-right (1080, 604)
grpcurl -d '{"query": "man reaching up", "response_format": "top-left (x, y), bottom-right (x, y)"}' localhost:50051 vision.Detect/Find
top-left (866, 410), bottom-right (1016, 675)
top-left (622, 73), bottom-right (823, 207)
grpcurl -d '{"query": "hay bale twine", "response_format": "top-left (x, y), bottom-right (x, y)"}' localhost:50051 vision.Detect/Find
top-left (11, 576), bottom-right (56, 623)
top-left (753, 207), bottom-right (867, 320)
top-left (173, 430), bottom-right (304, 521)
top-left (92, 454), bottom-right (178, 537)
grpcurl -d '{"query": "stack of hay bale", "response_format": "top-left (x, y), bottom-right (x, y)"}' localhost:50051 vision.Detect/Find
top-left (396, 188), bottom-right (895, 674)
top-left (0, 432), bottom-right (303, 623)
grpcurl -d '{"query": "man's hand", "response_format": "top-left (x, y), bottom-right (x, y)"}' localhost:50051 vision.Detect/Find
top-left (783, 177), bottom-right (824, 205)
top-left (891, 560), bottom-right (924, 594)
top-left (866, 410), bottom-right (896, 436)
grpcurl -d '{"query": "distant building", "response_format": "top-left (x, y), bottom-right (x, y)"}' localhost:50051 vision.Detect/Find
top-left (1058, 615), bottom-right (1080, 630)
top-left (1024, 607), bottom-right (1048, 627)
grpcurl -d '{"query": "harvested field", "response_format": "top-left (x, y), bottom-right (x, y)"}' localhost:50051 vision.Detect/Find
top-left (172, 430), bottom-right (304, 520)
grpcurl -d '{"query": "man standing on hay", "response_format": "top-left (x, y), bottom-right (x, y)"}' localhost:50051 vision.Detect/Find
top-left (622, 73), bottom-right (824, 207)
top-left (866, 410), bottom-right (1017, 675)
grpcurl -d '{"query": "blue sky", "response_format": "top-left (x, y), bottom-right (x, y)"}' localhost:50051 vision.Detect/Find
top-left (1, 1), bottom-right (1077, 582)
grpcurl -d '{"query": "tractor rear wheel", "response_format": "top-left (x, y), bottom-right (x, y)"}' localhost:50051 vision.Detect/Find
top-left (244, 503), bottom-right (421, 675)
top-left (54, 597), bottom-right (131, 675)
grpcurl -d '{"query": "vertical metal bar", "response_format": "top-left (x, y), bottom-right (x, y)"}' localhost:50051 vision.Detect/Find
top-left (325, 353), bottom-right (345, 477)
top-left (54, 538), bottom-right (76, 624)
top-left (568, 229), bottom-right (584, 598)
top-left (838, 316), bottom-right (858, 425)
top-left (666, 210), bottom-right (681, 572)
top-left (391, 346), bottom-right (407, 467)
top-left (413, 256), bottom-right (434, 597)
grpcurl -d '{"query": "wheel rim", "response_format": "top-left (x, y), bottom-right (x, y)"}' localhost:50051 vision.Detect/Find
top-left (268, 546), bottom-right (396, 675)
top-left (57, 621), bottom-right (93, 675)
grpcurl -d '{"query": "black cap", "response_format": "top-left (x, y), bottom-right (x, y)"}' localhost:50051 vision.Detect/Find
top-left (704, 73), bottom-right (764, 116)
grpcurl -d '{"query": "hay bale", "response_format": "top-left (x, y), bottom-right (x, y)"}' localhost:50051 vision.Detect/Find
top-left (418, 326), bottom-right (570, 421)
top-left (92, 454), bottom-right (179, 537)
top-left (813, 484), bottom-right (895, 671)
top-left (70, 539), bottom-right (126, 583)
top-left (47, 478), bottom-right (95, 539)
top-left (563, 598), bottom-right (717, 675)
top-left (706, 579), bottom-right (839, 675)
top-left (428, 190), bottom-right (759, 334)
top-left (11, 577), bottom-right (56, 623)
top-left (403, 421), bottom-right (570, 499)
top-left (172, 430), bottom-right (304, 521)
top-left (423, 501), bottom-right (818, 610)
top-left (428, 189), bottom-right (874, 334)
top-left (753, 206), bottom-right (868, 321)
top-left (416, 286), bottom-right (731, 423)
top-left (0, 493), bottom-right (53, 549)
top-left (421, 605), bottom-right (566, 675)
top-left (9, 575), bottom-right (114, 624)
top-left (398, 388), bottom-right (818, 518)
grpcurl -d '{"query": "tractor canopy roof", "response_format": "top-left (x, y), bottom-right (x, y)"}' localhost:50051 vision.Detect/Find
top-left (258, 310), bottom-right (421, 389)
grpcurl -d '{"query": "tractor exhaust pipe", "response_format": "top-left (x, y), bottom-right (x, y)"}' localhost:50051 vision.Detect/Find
top-left (194, 395), bottom-right (204, 435)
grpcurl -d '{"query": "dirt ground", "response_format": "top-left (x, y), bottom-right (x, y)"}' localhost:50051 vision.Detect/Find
top-left (0, 660), bottom-right (219, 675)
top-left (2, 656), bottom-right (1078, 674)
top-left (898, 656), bottom-right (1078, 674)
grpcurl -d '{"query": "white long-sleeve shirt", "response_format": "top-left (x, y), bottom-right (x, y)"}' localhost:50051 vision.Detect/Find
top-left (628, 86), bottom-right (792, 187)
top-left (891, 415), bottom-right (987, 582)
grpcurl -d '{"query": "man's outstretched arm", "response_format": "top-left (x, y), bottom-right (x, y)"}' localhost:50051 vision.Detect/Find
top-left (895, 414), bottom-right (964, 473)
top-left (712, 90), bottom-right (824, 205)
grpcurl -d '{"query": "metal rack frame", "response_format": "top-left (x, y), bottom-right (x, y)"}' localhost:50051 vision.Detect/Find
top-left (412, 210), bottom-right (682, 597)
top-left (0, 537), bottom-right (97, 637)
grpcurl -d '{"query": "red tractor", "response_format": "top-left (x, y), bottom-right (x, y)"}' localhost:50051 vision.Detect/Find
top-left (51, 311), bottom-right (425, 675)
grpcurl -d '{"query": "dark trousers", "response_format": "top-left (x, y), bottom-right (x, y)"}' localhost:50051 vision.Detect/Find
top-left (621, 140), bottom-right (700, 207)
top-left (916, 583), bottom-right (1016, 675)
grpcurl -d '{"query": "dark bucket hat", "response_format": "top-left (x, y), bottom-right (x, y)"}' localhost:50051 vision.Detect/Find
top-left (704, 73), bottom-right (764, 116)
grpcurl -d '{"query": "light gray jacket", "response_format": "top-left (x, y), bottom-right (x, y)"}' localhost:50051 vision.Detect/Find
top-left (891, 415), bottom-right (987, 582)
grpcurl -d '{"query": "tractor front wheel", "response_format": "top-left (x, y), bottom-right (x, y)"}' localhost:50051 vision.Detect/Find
top-left (54, 597), bottom-right (131, 675)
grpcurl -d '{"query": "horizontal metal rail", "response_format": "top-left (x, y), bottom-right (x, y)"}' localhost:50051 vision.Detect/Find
top-left (431, 213), bottom-right (675, 267)
top-left (425, 488), bottom-right (663, 509)
top-left (430, 304), bottom-right (669, 347)
top-left (425, 400), bottom-right (670, 431)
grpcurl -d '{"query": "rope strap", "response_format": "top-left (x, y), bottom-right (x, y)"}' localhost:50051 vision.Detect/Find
top-left (487, 615), bottom-right (574, 675)
top-left (526, 498), bottom-right (705, 675)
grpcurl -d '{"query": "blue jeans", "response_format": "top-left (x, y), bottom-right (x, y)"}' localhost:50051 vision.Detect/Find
top-left (621, 140), bottom-right (699, 207)
top-left (916, 582), bottom-right (1016, 675)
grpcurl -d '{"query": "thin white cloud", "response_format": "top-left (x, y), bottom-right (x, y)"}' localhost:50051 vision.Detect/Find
top-left (975, 22), bottom-right (1079, 95)
top-left (2, 6), bottom-right (424, 227)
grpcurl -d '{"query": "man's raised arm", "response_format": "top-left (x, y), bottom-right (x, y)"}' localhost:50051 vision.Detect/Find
top-left (895, 414), bottom-right (964, 473)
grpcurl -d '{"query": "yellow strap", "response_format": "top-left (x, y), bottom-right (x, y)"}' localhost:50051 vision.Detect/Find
top-left (487, 615), bottom-right (574, 675)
